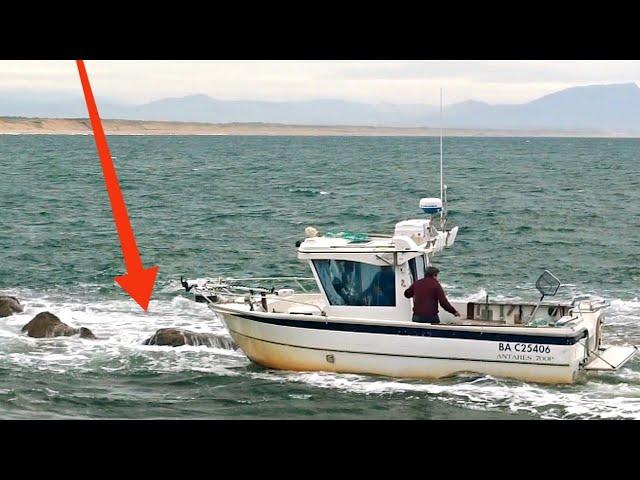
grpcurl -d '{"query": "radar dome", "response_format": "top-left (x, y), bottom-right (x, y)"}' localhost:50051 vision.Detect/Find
top-left (419, 198), bottom-right (442, 215)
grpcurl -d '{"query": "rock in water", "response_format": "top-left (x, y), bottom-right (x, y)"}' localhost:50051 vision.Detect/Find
top-left (22, 312), bottom-right (71, 337)
top-left (21, 312), bottom-right (97, 339)
top-left (143, 328), bottom-right (237, 349)
top-left (0, 296), bottom-right (24, 317)
top-left (78, 327), bottom-right (97, 339)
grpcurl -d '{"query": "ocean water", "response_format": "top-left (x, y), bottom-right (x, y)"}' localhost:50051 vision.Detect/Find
top-left (1, 134), bottom-right (639, 419)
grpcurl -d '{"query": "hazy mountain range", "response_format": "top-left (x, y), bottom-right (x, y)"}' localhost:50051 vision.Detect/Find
top-left (2, 83), bottom-right (640, 131)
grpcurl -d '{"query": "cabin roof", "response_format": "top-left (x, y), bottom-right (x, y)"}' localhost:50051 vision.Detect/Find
top-left (298, 235), bottom-right (411, 253)
top-left (296, 221), bottom-right (457, 258)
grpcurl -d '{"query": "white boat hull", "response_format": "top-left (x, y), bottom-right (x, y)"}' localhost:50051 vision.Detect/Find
top-left (215, 308), bottom-right (591, 384)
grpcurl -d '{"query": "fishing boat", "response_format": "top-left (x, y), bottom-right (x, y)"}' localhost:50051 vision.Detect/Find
top-left (181, 93), bottom-right (637, 384)
top-left (181, 200), bottom-right (636, 384)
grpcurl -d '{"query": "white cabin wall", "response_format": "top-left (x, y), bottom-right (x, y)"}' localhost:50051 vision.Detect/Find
top-left (396, 261), bottom-right (415, 321)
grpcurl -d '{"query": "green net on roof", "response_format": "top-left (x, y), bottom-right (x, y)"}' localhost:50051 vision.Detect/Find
top-left (325, 231), bottom-right (370, 242)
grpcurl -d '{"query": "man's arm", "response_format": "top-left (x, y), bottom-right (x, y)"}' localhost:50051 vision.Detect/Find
top-left (403, 283), bottom-right (415, 299)
top-left (436, 283), bottom-right (459, 315)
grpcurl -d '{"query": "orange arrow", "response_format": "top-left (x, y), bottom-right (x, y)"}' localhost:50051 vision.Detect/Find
top-left (76, 60), bottom-right (158, 311)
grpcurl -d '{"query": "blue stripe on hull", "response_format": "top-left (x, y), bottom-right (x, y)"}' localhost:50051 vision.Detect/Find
top-left (231, 313), bottom-right (587, 346)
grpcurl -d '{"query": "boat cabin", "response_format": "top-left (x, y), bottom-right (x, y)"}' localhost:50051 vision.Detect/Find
top-left (297, 218), bottom-right (457, 321)
top-left (297, 219), bottom-right (571, 326)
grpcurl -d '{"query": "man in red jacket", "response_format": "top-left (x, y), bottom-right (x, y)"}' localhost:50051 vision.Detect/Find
top-left (404, 266), bottom-right (461, 324)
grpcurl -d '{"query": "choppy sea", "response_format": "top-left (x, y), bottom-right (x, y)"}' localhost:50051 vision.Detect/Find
top-left (1, 135), bottom-right (639, 419)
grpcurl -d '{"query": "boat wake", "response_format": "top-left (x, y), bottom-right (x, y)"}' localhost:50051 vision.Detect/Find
top-left (262, 368), bottom-right (640, 419)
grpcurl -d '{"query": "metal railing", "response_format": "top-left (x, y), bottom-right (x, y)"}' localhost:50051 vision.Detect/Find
top-left (193, 285), bottom-right (326, 315)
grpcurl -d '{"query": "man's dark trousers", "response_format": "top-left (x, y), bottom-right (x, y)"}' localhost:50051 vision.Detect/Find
top-left (412, 314), bottom-right (440, 324)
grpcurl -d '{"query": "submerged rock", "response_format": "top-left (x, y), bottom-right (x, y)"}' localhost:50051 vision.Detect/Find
top-left (21, 312), bottom-right (97, 339)
top-left (143, 328), bottom-right (237, 349)
top-left (0, 296), bottom-right (24, 318)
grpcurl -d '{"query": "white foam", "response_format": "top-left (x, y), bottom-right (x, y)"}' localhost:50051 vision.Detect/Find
top-left (3, 286), bottom-right (640, 419)
top-left (610, 298), bottom-right (640, 313)
top-left (457, 288), bottom-right (490, 302)
top-left (255, 370), bottom-right (640, 419)
top-left (0, 287), bottom-right (240, 378)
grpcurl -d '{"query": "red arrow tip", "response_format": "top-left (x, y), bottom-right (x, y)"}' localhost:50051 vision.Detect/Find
top-left (115, 266), bottom-right (159, 311)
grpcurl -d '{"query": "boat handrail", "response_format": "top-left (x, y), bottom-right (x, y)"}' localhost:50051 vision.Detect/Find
top-left (554, 315), bottom-right (580, 326)
top-left (223, 276), bottom-right (316, 293)
top-left (570, 299), bottom-right (610, 312)
top-left (224, 276), bottom-right (315, 282)
top-left (258, 294), bottom-right (325, 314)
top-left (193, 285), bottom-right (325, 315)
top-left (182, 276), bottom-right (316, 293)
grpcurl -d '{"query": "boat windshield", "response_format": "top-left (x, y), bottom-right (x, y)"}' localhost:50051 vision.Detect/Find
top-left (313, 259), bottom-right (396, 306)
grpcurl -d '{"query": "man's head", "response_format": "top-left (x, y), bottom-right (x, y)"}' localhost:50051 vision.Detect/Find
top-left (425, 266), bottom-right (440, 278)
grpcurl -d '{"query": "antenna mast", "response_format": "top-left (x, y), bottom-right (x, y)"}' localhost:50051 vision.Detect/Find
top-left (440, 88), bottom-right (443, 201)
top-left (439, 88), bottom-right (446, 229)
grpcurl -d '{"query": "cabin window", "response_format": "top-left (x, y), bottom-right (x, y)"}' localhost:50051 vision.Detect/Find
top-left (417, 255), bottom-right (425, 278)
top-left (408, 256), bottom-right (426, 284)
top-left (408, 259), bottom-right (417, 284)
top-left (313, 260), bottom-right (396, 306)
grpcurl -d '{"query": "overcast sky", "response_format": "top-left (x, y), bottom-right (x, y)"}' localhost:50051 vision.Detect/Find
top-left (1, 60), bottom-right (639, 105)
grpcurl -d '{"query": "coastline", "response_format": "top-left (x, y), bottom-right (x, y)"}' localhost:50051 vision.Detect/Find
top-left (1, 117), bottom-right (639, 137)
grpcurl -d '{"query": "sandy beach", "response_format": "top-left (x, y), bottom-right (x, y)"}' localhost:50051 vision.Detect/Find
top-left (0, 117), bottom-right (637, 137)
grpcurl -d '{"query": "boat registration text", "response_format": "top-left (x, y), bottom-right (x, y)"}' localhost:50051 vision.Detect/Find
top-left (497, 342), bottom-right (555, 363)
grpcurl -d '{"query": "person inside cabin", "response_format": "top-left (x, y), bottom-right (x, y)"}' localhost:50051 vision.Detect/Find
top-left (404, 266), bottom-right (460, 324)
top-left (363, 266), bottom-right (396, 306)
top-left (331, 261), bottom-right (358, 305)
